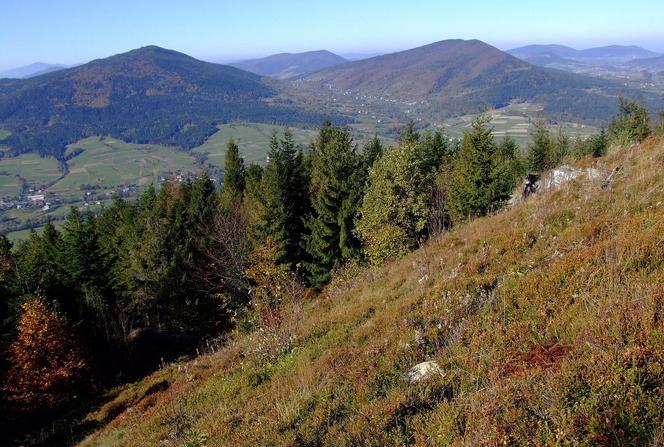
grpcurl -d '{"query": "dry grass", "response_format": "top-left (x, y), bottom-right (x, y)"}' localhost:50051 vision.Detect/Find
top-left (80, 138), bottom-right (664, 446)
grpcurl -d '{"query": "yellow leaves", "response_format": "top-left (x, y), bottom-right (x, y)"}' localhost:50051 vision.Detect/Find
top-left (3, 298), bottom-right (87, 409)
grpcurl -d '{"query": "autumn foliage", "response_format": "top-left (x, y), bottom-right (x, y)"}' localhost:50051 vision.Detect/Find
top-left (3, 299), bottom-right (87, 409)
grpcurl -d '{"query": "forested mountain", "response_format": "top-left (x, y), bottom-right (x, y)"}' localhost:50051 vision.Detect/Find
top-left (232, 50), bottom-right (347, 79)
top-left (297, 39), bottom-right (658, 123)
top-left (0, 46), bottom-right (341, 159)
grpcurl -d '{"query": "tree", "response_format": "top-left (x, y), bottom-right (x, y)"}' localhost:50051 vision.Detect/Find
top-left (528, 119), bottom-right (555, 173)
top-left (418, 129), bottom-right (450, 173)
top-left (608, 98), bottom-right (651, 145)
top-left (3, 299), bottom-right (88, 408)
top-left (356, 143), bottom-right (430, 265)
top-left (246, 131), bottom-right (310, 269)
top-left (220, 139), bottom-right (245, 212)
top-left (302, 126), bottom-right (363, 286)
top-left (447, 114), bottom-right (519, 222)
top-left (399, 120), bottom-right (420, 146)
top-left (361, 135), bottom-right (384, 172)
top-left (0, 236), bottom-right (16, 348)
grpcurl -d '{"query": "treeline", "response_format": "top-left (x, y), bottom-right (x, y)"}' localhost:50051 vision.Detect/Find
top-left (0, 99), bottom-right (660, 414)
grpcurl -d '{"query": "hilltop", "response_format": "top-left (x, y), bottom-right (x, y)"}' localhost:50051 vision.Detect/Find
top-left (232, 50), bottom-right (347, 79)
top-left (294, 39), bottom-right (658, 123)
top-left (0, 46), bottom-right (339, 159)
top-left (79, 136), bottom-right (664, 446)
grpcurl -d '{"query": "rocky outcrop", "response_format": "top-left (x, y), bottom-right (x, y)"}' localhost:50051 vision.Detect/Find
top-left (404, 361), bottom-right (443, 384)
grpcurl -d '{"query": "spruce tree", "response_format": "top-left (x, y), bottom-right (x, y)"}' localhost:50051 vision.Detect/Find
top-left (248, 131), bottom-right (310, 269)
top-left (220, 139), bottom-right (245, 212)
top-left (447, 114), bottom-right (517, 222)
top-left (302, 126), bottom-right (362, 286)
top-left (528, 119), bottom-right (554, 173)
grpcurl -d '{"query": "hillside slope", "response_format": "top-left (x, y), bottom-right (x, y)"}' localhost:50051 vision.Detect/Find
top-left (81, 138), bottom-right (664, 446)
top-left (295, 39), bottom-right (657, 122)
top-left (0, 46), bottom-right (336, 159)
top-left (232, 50), bottom-right (347, 79)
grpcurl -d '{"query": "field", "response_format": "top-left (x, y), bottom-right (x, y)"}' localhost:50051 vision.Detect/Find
top-left (442, 107), bottom-right (598, 147)
top-left (49, 137), bottom-right (201, 199)
top-left (193, 123), bottom-right (318, 167)
top-left (0, 153), bottom-right (62, 197)
top-left (0, 129), bottom-right (10, 140)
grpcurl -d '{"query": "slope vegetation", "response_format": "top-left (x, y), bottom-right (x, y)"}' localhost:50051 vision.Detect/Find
top-left (82, 138), bottom-right (664, 446)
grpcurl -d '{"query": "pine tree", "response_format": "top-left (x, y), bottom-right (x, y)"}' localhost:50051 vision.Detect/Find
top-left (302, 126), bottom-right (362, 286)
top-left (220, 139), bottom-right (245, 212)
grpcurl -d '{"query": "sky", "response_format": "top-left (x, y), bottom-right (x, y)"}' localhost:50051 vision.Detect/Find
top-left (1, 0), bottom-right (663, 71)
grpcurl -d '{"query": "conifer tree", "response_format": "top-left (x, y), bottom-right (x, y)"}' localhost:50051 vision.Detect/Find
top-left (608, 98), bottom-right (651, 145)
top-left (248, 131), bottom-right (310, 269)
top-left (302, 126), bottom-right (362, 286)
top-left (447, 114), bottom-right (517, 222)
top-left (362, 135), bottom-right (384, 172)
top-left (528, 119), bottom-right (555, 173)
top-left (220, 139), bottom-right (245, 212)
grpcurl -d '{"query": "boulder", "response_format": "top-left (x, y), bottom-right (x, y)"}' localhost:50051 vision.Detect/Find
top-left (540, 165), bottom-right (601, 192)
top-left (404, 361), bottom-right (443, 384)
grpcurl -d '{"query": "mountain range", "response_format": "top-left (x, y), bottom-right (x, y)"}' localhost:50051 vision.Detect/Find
top-left (295, 39), bottom-right (657, 122)
top-left (508, 44), bottom-right (662, 73)
top-left (0, 46), bottom-right (338, 159)
top-left (231, 50), bottom-right (347, 79)
top-left (0, 40), bottom-right (659, 160)
top-left (0, 62), bottom-right (67, 79)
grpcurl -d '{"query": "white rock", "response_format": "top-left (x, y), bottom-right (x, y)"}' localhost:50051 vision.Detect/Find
top-left (404, 361), bottom-right (443, 384)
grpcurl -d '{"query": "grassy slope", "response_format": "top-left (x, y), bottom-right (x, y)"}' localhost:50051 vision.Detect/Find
top-left (82, 139), bottom-right (664, 446)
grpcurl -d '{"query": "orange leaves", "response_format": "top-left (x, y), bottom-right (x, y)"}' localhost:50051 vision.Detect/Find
top-left (3, 299), bottom-right (87, 409)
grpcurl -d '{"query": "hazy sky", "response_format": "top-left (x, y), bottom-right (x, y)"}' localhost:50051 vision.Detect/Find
top-left (1, 0), bottom-right (663, 70)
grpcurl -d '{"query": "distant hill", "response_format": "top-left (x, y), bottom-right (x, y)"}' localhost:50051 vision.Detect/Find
top-left (298, 39), bottom-right (656, 123)
top-left (0, 62), bottom-right (66, 79)
top-left (627, 55), bottom-right (664, 72)
top-left (232, 50), bottom-right (347, 79)
top-left (508, 44), bottom-right (662, 75)
top-left (0, 46), bottom-right (342, 159)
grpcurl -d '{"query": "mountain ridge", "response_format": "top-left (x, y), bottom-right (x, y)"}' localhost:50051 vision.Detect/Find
top-left (296, 39), bottom-right (657, 122)
top-left (231, 50), bottom-right (347, 79)
top-left (0, 46), bottom-right (342, 159)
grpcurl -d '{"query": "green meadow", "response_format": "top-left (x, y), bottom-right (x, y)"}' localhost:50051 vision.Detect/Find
top-left (194, 123), bottom-right (318, 167)
top-left (49, 137), bottom-right (201, 199)
top-left (0, 153), bottom-right (62, 197)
